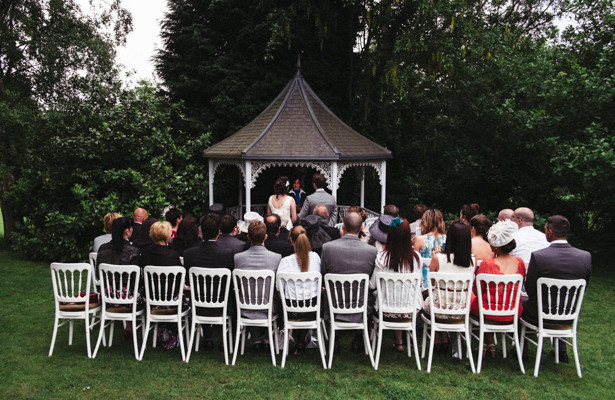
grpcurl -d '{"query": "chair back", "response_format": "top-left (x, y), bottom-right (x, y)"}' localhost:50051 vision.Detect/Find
top-left (536, 278), bottom-right (586, 326)
top-left (277, 272), bottom-right (322, 314)
top-left (143, 266), bottom-right (185, 307)
top-left (232, 269), bottom-right (275, 313)
top-left (89, 252), bottom-right (100, 291)
top-left (475, 273), bottom-right (523, 320)
top-left (98, 263), bottom-right (141, 308)
top-left (50, 262), bottom-right (94, 309)
top-left (190, 267), bottom-right (231, 311)
top-left (420, 258), bottom-right (431, 289)
top-left (324, 273), bottom-right (369, 315)
top-left (426, 272), bottom-right (473, 318)
top-left (375, 272), bottom-right (422, 317)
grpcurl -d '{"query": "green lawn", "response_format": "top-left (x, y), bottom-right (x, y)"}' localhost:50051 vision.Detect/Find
top-left (1, 250), bottom-right (613, 399)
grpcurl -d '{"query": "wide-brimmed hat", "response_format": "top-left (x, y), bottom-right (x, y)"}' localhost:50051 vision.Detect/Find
top-left (487, 219), bottom-right (518, 247)
top-left (238, 211), bottom-right (264, 233)
top-left (369, 214), bottom-right (394, 243)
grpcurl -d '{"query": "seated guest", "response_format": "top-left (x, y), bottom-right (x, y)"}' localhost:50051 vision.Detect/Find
top-left (234, 220), bottom-right (282, 351)
top-left (297, 207), bottom-right (340, 256)
top-left (369, 218), bottom-right (421, 352)
top-left (164, 207), bottom-right (182, 239)
top-left (424, 222), bottom-right (474, 350)
top-left (367, 204), bottom-right (398, 245)
top-left (217, 214), bottom-right (249, 255)
top-left (414, 208), bottom-right (447, 258)
top-left (169, 216), bottom-right (201, 257)
top-left (522, 215), bottom-right (591, 362)
top-left (409, 204), bottom-right (427, 238)
top-left (498, 208), bottom-right (514, 221)
top-left (236, 211), bottom-right (264, 243)
top-left (470, 219), bottom-right (525, 358)
top-left (276, 225), bottom-right (321, 354)
top-left (510, 207), bottom-right (549, 269)
top-left (346, 206), bottom-right (368, 240)
top-left (368, 213), bottom-right (394, 252)
top-left (470, 214), bottom-right (494, 262)
top-left (141, 221), bottom-right (182, 267)
top-left (459, 203), bottom-right (480, 225)
top-left (130, 207), bottom-right (148, 243)
top-left (264, 214), bottom-right (294, 258)
top-left (133, 217), bottom-right (158, 254)
top-left (93, 212), bottom-right (120, 252)
top-left (313, 205), bottom-right (341, 241)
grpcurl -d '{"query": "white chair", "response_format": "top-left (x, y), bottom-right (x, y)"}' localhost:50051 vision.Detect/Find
top-left (186, 267), bottom-right (234, 364)
top-left (88, 252), bottom-right (100, 293)
top-left (92, 263), bottom-right (144, 360)
top-left (277, 272), bottom-right (327, 369)
top-left (470, 273), bottom-right (525, 374)
top-left (232, 269), bottom-right (279, 366)
top-left (140, 266), bottom-right (190, 361)
top-left (520, 278), bottom-right (587, 377)
top-left (324, 273), bottom-right (375, 369)
top-left (48, 262), bottom-right (101, 358)
top-left (421, 272), bottom-right (475, 373)
top-left (371, 272), bottom-right (422, 370)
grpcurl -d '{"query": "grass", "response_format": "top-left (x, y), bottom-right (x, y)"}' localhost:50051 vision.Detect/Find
top-left (1, 250), bottom-right (614, 399)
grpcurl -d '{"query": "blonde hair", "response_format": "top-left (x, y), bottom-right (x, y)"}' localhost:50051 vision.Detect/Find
top-left (149, 221), bottom-right (172, 243)
top-left (103, 212), bottom-right (121, 233)
top-left (290, 226), bottom-right (311, 272)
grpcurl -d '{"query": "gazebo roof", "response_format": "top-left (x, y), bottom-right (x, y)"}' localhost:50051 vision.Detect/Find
top-left (203, 70), bottom-right (392, 161)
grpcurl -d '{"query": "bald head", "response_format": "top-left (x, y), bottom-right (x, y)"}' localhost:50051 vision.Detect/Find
top-left (513, 207), bottom-right (534, 227)
top-left (342, 212), bottom-right (363, 235)
top-left (313, 205), bottom-right (329, 220)
top-left (498, 208), bottom-right (514, 221)
top-left (133, 208), bottom-right (148, 223)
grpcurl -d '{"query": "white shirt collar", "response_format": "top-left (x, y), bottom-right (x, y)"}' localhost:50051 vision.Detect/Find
top-left (550, 239), bottom-right (568, 244)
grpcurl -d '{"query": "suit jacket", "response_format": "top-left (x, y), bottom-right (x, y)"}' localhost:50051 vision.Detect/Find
top-left (321, 234), bottom-right (378, 322)
top-left (140, 244), bottom-right (182, 267)
top-left (264, 234), bottom-right (294, 258)
top-left (297, 189), bottom-right (338, 227)
top-left (523, 242), bottom-right (592, 321)
top-left (234, 246), bottom-right (282, 319)
top-left (217, 233), bottom-right (249, 255)
top-left (129, 222), bottom-right (142, 243)
top-left (183, 241), bottom-right (234, 271)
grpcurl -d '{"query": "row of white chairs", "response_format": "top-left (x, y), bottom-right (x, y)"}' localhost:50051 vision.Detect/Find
top-left (48, 263), bottom-right (586, 376)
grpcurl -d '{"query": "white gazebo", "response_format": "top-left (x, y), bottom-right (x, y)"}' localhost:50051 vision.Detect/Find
top-left (204, 66), bottom-right (392, 217)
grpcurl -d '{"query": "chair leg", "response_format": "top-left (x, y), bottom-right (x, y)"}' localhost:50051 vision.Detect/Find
top-left (132, 319), bottom-right (140, 361)
top-left (374, 326), bottom-right (383, 370)
top-left (177, 318), bottom-right (186, 361)
top-left (69, 320), bottom-right (74, 346)
top-left (572, 334), bottom-right (582, 378)
top-left (231, 325), bottom-right (242, 365)
top-left (327, 329), bottom-right (336, 369)
top-left (227, 317), bottom-right (234, 355)
top-left (140, 319), bottom-right (151, 361)
top-left (406, 330), bottom-right (412, 358)
top-left (412, 328), bottom-right (422, 370)
top-left (427, 326), bottom-right (436, 373)
top-left (363, 326), bottom-right (375, 368)
top-left (92, 315), bottom-right (107, 358)
top-left (512, 329), bottom-right (525, 374)
top-left (186, 321), bottom-right (197, 363)
top-left (464, 330), bottom-right (476, 373)
top-left (281, 326), bottom-right (290, 369)
top-left (533, 334), bottom-right (544, 377)
top-left (316, 323), bottom-right (327, 369)
top-left (48, 316), bottom-right (60, 357)
top-left (421, 323), bottom-right (428, 359)
top-left (273, 319), bottom-right (280, 355)
top-left (476, 331), bottom-right (485, 374)
top-left (267, 324), bottom-right (277, 366)
top-left (85, 316), bottom-right (93, 358)
top-left (221, 321), bottom-right (229, 365)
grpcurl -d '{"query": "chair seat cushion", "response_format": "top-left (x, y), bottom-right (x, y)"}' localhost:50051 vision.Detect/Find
top-left (106, 304), bottom-right (144, 313)
top-left (151, 305), bottom-right (189, 315)
top-left (196, 308), bottom-right (224, 317)
top-left (59, 301), bottom-right (101, 311)
top-left (522, 316), bottom-right (572, 330)
top-left (383, 315), bottom-right (413, 323)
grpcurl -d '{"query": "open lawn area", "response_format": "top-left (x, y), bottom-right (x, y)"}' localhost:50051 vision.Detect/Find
top-left (1, 250), bottom-right (613, 399)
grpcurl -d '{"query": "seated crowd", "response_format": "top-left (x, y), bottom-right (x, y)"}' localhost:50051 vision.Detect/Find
top-left (92, 197), bottom-right (592, 365)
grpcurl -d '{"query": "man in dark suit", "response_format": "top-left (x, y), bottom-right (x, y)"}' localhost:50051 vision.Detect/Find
top-left (522, 215), bottom-right (592, 362)
top-left (297, 173), bottom-right (338, 227)
top-left (321, 211), bottom-right (377, 351)
top-left (217, 214), bottom-right (249, 255)
top-left (234, 220), bottom-right (282, 351)
top-left (264, 214), bottom-right (294, 258)
top-left (129, 207), bottom-right (148, 243)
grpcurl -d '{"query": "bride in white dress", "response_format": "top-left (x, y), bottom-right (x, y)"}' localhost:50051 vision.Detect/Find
top-left (267, 176), bottom-right (297, 231)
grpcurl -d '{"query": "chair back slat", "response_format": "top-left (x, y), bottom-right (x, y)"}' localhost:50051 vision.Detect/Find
top-left (475, 273), bottom-right (523, 319)
top-left (325, 273), bottom-right (369, 315)
top-left (190, 267), bottom-right (231, 309)
top-left (426, 272), bottom-right (473, 316)
top-left (233, 269), bottom-right (275, 312)
top-left (537, 278), bottom-right (586, 322)
top-left (51, 263), bottom-right (92, 304)
top-left (98, 263), bottom-right (140, 306)
top-left (278, 272), bottom-right (322, 313)
top-left (143, 266), bottom-right (185, 307)
top-left (376, 272), bottom-right (421, 315)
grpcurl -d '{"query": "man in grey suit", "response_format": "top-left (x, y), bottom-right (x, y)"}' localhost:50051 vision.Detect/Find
top-left (522, 215), bottom-right (592, 362)
top-left (297, 173), bottom-right (338, 227)
top-left (234, 220), bottom-right (282, 351)
top-left (217, 214), bottom-right (249, 255)
top-left (321, 212), bottom-right (377, 351)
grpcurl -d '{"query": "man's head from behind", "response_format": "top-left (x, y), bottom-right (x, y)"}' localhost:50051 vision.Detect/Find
top-left (342, 212), bottom-right (363, 235)
top-left (265, 214), bottom-right (281, 236)
top-left (513, 207), bottom-right (534, 227)
top-left (383, 204), bottom-right (399, 218)
top-left (312, 173), bottom-right (326, 189)
top-left (201, 213), bottom-right (222, 241)
top-left (248, 220), bottom-right (267, 245)
top-left (498, 208), bottom-right (514, 221)
top-left (545, 215), bottom-right (570, 241)
top-left (220, 214), bottom-right (238, 235)
top-left (133, 208), bottom-right (148, 223)
top-left (313, 204), bottom-right (329, 220)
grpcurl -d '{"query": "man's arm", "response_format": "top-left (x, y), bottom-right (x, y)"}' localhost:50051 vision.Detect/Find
top-left (297, 196), bottom-right (310, 220)
top-left (328, 201), bottom-right (338, 227)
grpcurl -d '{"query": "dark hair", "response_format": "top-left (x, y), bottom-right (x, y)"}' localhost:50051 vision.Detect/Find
top-left (134, 217), bottom-right (157, 248)
top-left (111, 216), bottom-right (133, 253)
top-left (313, 173), bottom-right (326, 189)
top-left (273, 176), bottom-right (289, 196)
top-left (383, 204), bottom-right (399, 217)
top-left (546, 215), bottom-right (570, 238)
top-left (201, 213), bottom-right (222, 240)
top-left (412, 204), bottom-right (427, 221)
top-left (384, 218), bottom-right (419, 272)
top-left (460, 203), bottom-right (480, 223)
top-left (248, 220), bottom-right (267, 244)
top-left (165, 207), bottom-right (182, 227)
top-left (220, 214), bottom-right (237, 234)
top-left (445, 222), bottom-right (473, 268)
top-left (265, 214), bottom-right (281, 235)
top-left (175, 216), bottom-right (199, 247)
top-left (343, 212), bottom-right (363, 234)
top-left (346, 206), bottom-right (367, 222)
top-left (470, 214), bottom-right (492, 241)
top-left (500, 239), bottom-right (517, 254)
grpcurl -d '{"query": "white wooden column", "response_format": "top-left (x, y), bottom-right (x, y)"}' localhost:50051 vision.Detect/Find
top-left (208, 159), bottom-right (215, 206)
top-left (245, 160), bottom-right (252, 212)
top-left (359, 167), bottom-right (365, 208)
top-left (238, 176), bottom-right (243, 216)
top-left (380, 161), bottom-right (387, 212)
top-left (331, 161), bottom-right (338, 199)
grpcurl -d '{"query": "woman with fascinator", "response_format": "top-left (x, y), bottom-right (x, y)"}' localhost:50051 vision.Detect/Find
top-left (470, 219), bottom-right (526, 358)
top-left (369, 217), bottom-right (422, 352)
top-left (267, 176), bottom-right (297, 231)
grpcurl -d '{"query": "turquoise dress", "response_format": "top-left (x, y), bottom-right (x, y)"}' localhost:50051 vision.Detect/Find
top-left (419, 234), bottom-right (447, 258)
